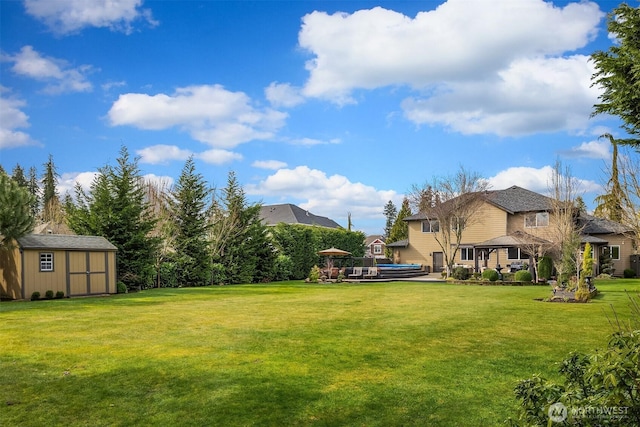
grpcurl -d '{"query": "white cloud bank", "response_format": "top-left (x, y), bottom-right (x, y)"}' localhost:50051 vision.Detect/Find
top-left (4, 46), bottom-right (94, 94)
top-left (24, 0), bottom-right (158, 35)
top-left (298, 0), bottom-right (604, 136)
top-left (488, 166), bottom-right (601, 195)
top-left (0, 87), bottom-right (38, 149)
top-left (108, 85), bottom-right (287, 150)
top-left (246, 165), bottom-right (401, 223)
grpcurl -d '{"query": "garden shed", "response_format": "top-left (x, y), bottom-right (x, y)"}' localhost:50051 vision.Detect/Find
top-left (0, 234), bottom-right (117, 300)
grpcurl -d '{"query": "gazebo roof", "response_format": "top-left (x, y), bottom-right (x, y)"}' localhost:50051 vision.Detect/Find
top-left (475, 230), bottom-right (550, 249)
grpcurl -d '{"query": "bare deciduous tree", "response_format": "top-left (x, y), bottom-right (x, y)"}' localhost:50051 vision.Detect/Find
top-left (410, 166), bottom-right (490, 277)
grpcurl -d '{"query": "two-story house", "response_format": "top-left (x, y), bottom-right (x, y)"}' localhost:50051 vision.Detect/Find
top-left (389, 186), bottom-right (634, 276)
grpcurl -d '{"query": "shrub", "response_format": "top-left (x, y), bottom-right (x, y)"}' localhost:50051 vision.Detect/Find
top-left (116, 281), bottom-right (127, 294)
top-left (537, 256), bottom-right (553, 280)
top-left (45, 290), bottom-right (54, 300)
top-left (31, 291), bottom-right (40, 301)
top-left (514, 270), bottom-right (532, 282)
top-left (482, 269), bottom-right (499, 281)
top-left (624, 268), bottom-right (636, 278)
top-left (308, 265), bottom-right (321, 282)
top-left (273, 254), bottom-right (293, 281)
top-left (210, 263), bottom-right (227, 285)
top-left (55, 291), bottom-right (64, 299)
top-left (452, 266), bottom-right (470, 280)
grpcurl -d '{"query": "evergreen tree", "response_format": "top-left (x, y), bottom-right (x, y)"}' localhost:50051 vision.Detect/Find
top-left (11, 164), bottom-right (27, 187)
top-left (41, 154), bottom-right (62, 223)
top-left (591, 4), bottom-right (640, 146)
top-left (211, 171), bottom-right (274, 284)
top-left (27, 166), bottom-right (40, 218)
top-left (170, 157), bottom-right (212, 287)
top-left (383, 200), bottom-right (397, 239)
top-left (66, 147), bottom-right (159, 290)
top-left (0, 171), bottom-right (35, 248)
top-left (386, 198), bottom-right (411, 257)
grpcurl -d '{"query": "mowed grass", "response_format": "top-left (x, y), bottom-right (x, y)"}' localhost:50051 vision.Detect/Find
top-left (2, 280), bottom-right (640, 426)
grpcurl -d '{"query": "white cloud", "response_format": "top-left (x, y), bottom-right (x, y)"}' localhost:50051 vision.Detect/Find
top-left (252, 160), bottom-right (288, 170)
top-left (402, 55), bottom-right (599, 136)
top-left (265, 82), bottom-right (305, 108)
top-left (558, 139), bottom-right (610, 159)
top-left (246, 165), bottom-right (401, 223)
top-left (108, 84), bottom-right (287, 148)
top-left (102, 80), bottom-right (126, 92)
top-left (5, 46), bottom-right (93, 94)
top-left (488, 166), bottom-right (601, 195)
top-left (298, 0), bottom-right (604, 136)
top-left (143, 173), bottom-right (174, 189)
top-left (136, 144), bottom-right (192, 164)
top-left (58, 171), bottom-right (99, 196)
top-left (0, 88), bottom-right (38, 149)
top-left (288, 137), bottom-right (341, 146)
top-left (196, 149), bottom-right (243, 165)
top-left (24, 0), bottom-right (158, 35)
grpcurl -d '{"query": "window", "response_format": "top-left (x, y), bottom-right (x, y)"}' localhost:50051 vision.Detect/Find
top-left (422, 219), bottom-right (440, 233)
top-left (460, 247), bottom-right (474, 261)
top-left (373, 244), bottom-right (383, 255)
top-left (507, 247), bottom-right (529, 260)
top-left (40, 252), bottom-right (53, 272)
top-left (602, 245), bottom-right (620, 260)
top-left (525, 212), bottom-right (549, 228)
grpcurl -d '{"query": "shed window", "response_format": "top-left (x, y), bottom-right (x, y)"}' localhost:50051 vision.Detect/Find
top-left (40, 252), bottom-right (54, 272)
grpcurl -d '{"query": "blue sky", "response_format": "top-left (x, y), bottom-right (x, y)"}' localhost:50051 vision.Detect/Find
top-left (0, 0), bottom-right (632, 235)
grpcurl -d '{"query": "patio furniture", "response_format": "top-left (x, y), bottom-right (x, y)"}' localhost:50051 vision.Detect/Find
top-left (363, 267), bottom-right (378, 279)
top-left (348, 267), bottom-right (363, 279)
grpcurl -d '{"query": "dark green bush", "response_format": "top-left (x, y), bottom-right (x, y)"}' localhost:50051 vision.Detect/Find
top-left (116, 281), bottom-right (127, 294)
top-left (31, 291), bottom-right (40, 301)
top-left (210, 263), bottom-right (227, 285)
top-left (624, 268), bottom-right (636, 278)
top-left (482, 269), bottom-right (499, 281)
top-left (55, 291), bottom-right (64, 299)
top-left (514, 270), bottom-right (532, 282)
top-left (452, 266), bottom-right (470, 280)
top-left (273, 254), bottom-right (293, 281)
top-left (537, 256), bottom-right (553, 280)
top-left (45, 290), bottom-right (54, 300)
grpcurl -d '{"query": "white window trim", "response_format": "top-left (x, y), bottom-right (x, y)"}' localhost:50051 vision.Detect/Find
top-left (40, 252), bottom-right (54, 272)
top-left (525, 212), bottom-right (549, 228)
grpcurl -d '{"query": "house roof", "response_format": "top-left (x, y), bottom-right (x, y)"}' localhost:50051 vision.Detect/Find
top-left (483, 185), bottom-right (553, 214)
top-left (404, 185), bottom-right (553, 221)
top-left (18, 234), bottom-right (117, 251)
top-left (365, 235), bottom-right (385, 245)
top-left (578, 214), bottom-right (632, 235)
top-left (386, 239), bottom-right (409, 248)
top-left (475, 230), bottom-right (551, 249)
top-left (259, 204), bottom-right (341, 228)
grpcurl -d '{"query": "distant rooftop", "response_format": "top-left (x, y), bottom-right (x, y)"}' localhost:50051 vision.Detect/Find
top-left (259, 204), bottom-right (342, 228)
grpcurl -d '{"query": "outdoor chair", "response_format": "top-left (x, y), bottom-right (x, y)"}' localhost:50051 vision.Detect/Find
top-left (348, 267), bottom-right (363, 279)
top-left (364, 267), bottom-right (378, 279)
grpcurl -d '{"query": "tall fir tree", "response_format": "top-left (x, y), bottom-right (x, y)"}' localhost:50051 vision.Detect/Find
top-left (27, 166), bottom-right (40, 219)
top-left (386, 198), bottom-right (411, 258)
top-left (66, 147), bottom-right (159, 290)
top-left (170, 157), bottom-right (212, 287)
top-left (41, 154), bottom-right (63, 223)
top-left (383, 200), bottom-right (397, 239)
top-left (11, 164), bottom-right (27, 187)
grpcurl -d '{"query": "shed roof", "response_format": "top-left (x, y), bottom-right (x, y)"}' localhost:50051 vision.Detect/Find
top-left (18, 234), bottom-right (117, 251)
top-left (259, 204), bottom-right (341, 228)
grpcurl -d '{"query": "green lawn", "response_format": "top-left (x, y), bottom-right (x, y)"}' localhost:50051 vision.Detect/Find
top-left (1, 280), bottom-right (639, 426)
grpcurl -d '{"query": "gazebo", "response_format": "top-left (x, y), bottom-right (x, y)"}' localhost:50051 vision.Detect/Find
top-left (474, 230), bottom-right (551, 278)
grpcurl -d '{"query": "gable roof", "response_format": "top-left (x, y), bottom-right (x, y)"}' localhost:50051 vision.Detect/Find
top-left (404, 185), bottom-right (553, 221)
top-left (365, 235), bottom-right (385, 246)
top-left (18, 234), bottom-right (117, 251)
top-left (484, 185), bottom-right (552, 214)
top-left (259, 204), bottom-right (341, 228)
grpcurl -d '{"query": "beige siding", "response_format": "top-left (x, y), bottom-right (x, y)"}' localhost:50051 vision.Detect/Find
top-left (22, 250), bottom-right (68, 297)
top-left (602, 235), bottom-right (634, 275)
